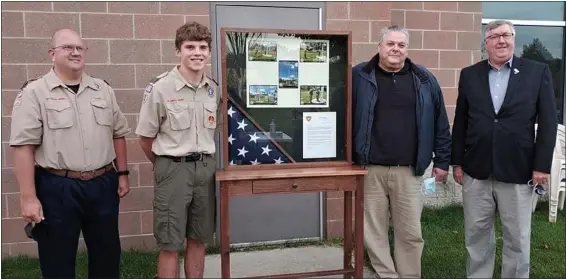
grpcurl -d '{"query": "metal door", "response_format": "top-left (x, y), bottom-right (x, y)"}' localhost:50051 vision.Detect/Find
top-left (211, 2), bottom-right (326, 245)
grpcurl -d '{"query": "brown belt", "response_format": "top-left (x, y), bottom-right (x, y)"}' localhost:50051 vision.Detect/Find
top-left (44, 163), bottom-right (114, 180)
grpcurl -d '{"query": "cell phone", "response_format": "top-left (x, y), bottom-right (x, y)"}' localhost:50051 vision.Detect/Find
top-left (24, 222), bottom-right (35, 240)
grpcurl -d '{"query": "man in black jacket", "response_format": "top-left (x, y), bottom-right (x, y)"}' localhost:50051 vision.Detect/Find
top-left (452, 20), bottom-right (557, 278)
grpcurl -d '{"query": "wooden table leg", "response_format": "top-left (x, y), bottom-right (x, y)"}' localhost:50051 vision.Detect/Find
top-left (343, 190), bottom-right (353, 278)
top-left (220, 183), bottom-right (230, 279)
top-left (354, 175), bottom-right (364, 279)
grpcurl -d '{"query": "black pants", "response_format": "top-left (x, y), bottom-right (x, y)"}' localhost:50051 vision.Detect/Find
top-left (31, 166), bottom-right (121, 279)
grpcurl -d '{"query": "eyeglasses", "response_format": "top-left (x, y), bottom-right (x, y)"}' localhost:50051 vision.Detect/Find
top-left (51, 45), bottom-right (88, 53)
top-left (485, 33), bottom-right (514, 41)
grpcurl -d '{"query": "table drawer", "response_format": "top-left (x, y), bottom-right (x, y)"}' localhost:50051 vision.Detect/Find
top-left (252, 177), bottom-right (338, 194)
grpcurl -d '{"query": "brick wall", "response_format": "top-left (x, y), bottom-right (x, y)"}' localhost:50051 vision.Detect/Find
top-left (323, 1), bottom-right (482, 237)
top-left (1, 1), bottom-right (483, 256)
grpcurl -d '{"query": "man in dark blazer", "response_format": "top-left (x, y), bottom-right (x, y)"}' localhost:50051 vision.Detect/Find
top-left (452, 20), bottom-right (557, 278)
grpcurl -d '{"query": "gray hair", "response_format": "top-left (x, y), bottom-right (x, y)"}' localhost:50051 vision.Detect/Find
top-left (378, 25), bottom-right (410, 45)
top-left (484, 20), bottom-right (516, 39)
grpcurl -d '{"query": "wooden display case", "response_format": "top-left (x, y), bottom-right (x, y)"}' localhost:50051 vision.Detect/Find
top-left (216, 27), bottom-right (367, 278)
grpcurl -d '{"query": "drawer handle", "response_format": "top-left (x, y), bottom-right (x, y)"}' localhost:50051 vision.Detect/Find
top-left (292, 183), bottom-right (298, 189)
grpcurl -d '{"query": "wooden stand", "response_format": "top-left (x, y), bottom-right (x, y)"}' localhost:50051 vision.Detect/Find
top-left (216, 166), bottom-right (367, 279)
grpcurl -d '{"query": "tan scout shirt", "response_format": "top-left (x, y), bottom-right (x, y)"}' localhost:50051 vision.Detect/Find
top-left (9, 69), bottom-right (130, 171)
top-left (136, 66), bottom-right (221, 157)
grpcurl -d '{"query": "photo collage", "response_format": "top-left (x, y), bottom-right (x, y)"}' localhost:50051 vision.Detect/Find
top-left (246, 37), bottom-right (330, 108)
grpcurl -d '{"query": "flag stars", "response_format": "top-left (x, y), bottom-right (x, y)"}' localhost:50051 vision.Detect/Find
top-left (228, 134), bottom-right (235, 145)
top-left (274, 157), bottom-right (284, 164)
top-left (249, 132), bottom-right (260, 143)
top-left (261, 145), bottom-right (272, 156)
top-left (251, 158), bottom-right (260, 165)
top-left (228, 106), bottom-right (236, 118)
top-left (237, 119), bottom-right (248, 131)
top-left (237, 146), bottom-right (248, 157)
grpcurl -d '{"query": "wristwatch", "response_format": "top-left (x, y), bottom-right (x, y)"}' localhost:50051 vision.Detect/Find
top-left (116, 170), bottom-right (130, 176)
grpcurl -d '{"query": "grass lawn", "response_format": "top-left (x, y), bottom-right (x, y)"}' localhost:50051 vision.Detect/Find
top-left (2, 201), bottom-right (564, 278)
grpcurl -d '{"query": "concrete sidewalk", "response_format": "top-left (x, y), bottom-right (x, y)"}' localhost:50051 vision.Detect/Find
top-left (179, 246), bottom-right (376, 278)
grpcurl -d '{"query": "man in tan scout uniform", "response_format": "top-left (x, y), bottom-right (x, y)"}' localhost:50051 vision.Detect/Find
top-left (136, 22), bottom-right (221, 279)
top-left (9, 29), bottom-right (130, 279)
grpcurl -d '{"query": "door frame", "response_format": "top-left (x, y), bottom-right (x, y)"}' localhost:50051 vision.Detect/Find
top-left (208, 1), bottom-right (328, 244)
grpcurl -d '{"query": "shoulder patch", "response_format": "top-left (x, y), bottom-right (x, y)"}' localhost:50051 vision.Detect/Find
top-left (146, 71), bottom-right (169, 94)
top-left (207, 76), bottom-right (218, 86)
top-left (103, 79), bottom-right (110, 85)
top-left (21, 77), bottom-right (39, 90)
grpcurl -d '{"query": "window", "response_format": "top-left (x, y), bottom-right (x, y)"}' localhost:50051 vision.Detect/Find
top-left (482, 1), bottom-right (566, 123)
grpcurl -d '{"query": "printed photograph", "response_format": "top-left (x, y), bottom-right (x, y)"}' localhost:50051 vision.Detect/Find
top-left (249, 85), bottom-right (278, 105)
top-left (300, 85), bottom-right (328, 105)
top-left (248, 41), bottom-right (277, 62)
top-left (300, 41), bottom-right (327, 63)
top-left (278, 60), bottom-right (299, 88)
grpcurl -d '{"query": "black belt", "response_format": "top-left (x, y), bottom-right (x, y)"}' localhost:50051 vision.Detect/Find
top-left (160, 153), bottom-right (206, 162)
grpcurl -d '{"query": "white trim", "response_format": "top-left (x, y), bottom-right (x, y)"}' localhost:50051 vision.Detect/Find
top-left (482, 18), bottom-right (566, 27)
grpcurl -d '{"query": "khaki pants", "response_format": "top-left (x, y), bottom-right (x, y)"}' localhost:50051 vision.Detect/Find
top-left (463, 173), bottom-right (533, 278)
top-left (364, 165), bottom-right (424, 278)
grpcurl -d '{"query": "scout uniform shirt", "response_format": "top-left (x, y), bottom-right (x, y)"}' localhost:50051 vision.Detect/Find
top-left (9, 68), bottom-right (130, 171)
top-left (136, 66), bottom-right (221, 157)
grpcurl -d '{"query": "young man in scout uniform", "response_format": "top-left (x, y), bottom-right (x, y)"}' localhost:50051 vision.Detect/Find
top-left (9, 29), bottom-right (131, 278)
top-left (136, 22), bottom-right (221, 279)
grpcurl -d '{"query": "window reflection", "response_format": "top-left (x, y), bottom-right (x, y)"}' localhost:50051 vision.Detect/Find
top-left (482, 1), bottom-right (564, 21)
top-left (481, 25), bottom-right (565, 123)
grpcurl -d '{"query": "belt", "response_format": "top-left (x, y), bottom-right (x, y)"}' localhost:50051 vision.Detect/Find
top-left (160, 153), bottom-right (207, 162)
top-left (43, 163), bottom-right (114, 180)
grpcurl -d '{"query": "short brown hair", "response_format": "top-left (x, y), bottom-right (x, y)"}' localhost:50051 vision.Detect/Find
top-left (175, 22), bottom-right (212, 50)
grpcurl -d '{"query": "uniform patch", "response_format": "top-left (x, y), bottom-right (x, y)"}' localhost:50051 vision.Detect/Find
top-left (208, 87), bottom-right (214, 98)
top-left (142, 92), bottom-right (149, 103)
top-left (145, 84), bottom-right (153, 94)
top-left (208, 115), bottom-right (215, 124)
top-left (94, 82), bottom-right (100, 90)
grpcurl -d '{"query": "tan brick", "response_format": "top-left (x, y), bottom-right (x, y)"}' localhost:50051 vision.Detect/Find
top-left (2, 194), bottom-right (6, 218)
top-left (350, 2), bottom-right (391, 20)
top-left (120, 187), bottom-right (153, 212)
top-left (1, 38), bottom-right (51, 63)
top-left (430, 69), bottom-right (456, 88)
top-left (1, 168), bottom-right (18, 193)
top-left (141, 211), bottom-right (153, 234)
top-left (442, 87), bottom-right (458, 106)
top-left (472, 50), bottom-right (484, 63)
top-left (124, 115), bottom-right (138, 139)
top-left (327, 20), bottom-right (369, 43)
top-left (184, 15), bottom-right (210, 28)
top-left (2, 117), bottom-right (10, 142)
top-left (135, 64), bottom-right (174, 88)
top-left (83, 39), bottom-right (109, 64)
top-left (81, 14), bottom-right (133, 39)
top-left (109, 40), bottom-right (160, 63)
top-left (161, 40), bottom-right (178, 64)
top-left (458, 32), bottom-right (481, 50)
top-left (2, 12), bottom-right (24, 37)
top-left (6, 193), bottom-right (21, 218)
top-left (424, 2), bottom-right (458, 11)
top-left (1, 65), bottom-right (27, 90)
top-left (2, 244), bottom-right (10, 258)
top-left (134, 15), bottom-right (184, 39)
top-left (473, 13), bottom-right (482, 32)
top-left (2, 217), bottom-right (28, 243)
top-left (370, 21), bottom-right (391, 43)
top-left (326, 220), bottom-right (343, 238)
top-left (2, 1), bottom-right (51, 11)
top-left (446, 105), bottom-right (456, 124)
top-left (126, 163), bottom-right (139, 188)
top-left (327, 191), bottom-right (343, 199)
top-left (423, 31), bottom-right (457, 49)
top-left (10, 242), bottom-right (38, 257)
top-left (85, 65), bottom-right (136, 88)
top-left (458, 2), bottom-right (482, 12)
top-left (326, 2), bottom-right (348, 20)
top-left (160, 2), bottom-right (209, 15)
top-left (439, 50), bottom-right (471, 68)
top-left (26, 64), bottom-right (51, 80)
top-left (440, 12), bottom-right (474, 31)
top-left (120, 234), bottom-right (156, 251)
top-left (138, 163), bottom-right (155, 187)
top-left (408, 50), bottom-right (439, 68)
top-left (352, 43), bottom-right (378, 65)
top-left (2, 91), bottom-right (19, 117)
top-left (3, 143), bottom-right (14, 168)
top-left (127, 138), bottom-right (150, 163)
top-left (108, 2), bottom-right (159, 14)
top-left (114, 89), bottom-right (143, 114)
top-left (392, 2), bottom-right (423, 10)
top-left (408, 30), bottom-right (423, 49)
top-left (406, 11), bottom-right (439, 30)
top-left (53, 2), bottom-right (106, 12)
top-left (326, 198), bottom-right (343, 221)
top-left (25, 12), bottom-right (79, 38)
top-left (390, 10), bottom-right (404, 28)
top-left (119, 212), bottom-right (141, 235)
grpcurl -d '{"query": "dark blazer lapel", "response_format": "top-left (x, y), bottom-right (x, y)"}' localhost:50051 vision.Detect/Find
top-left (478, 60), bottom-right (496, 116)
top-left (499, 55), bottom-right (522, 114)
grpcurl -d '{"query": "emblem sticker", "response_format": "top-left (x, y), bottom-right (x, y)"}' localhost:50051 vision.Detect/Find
top-left (208, 87), bottom-right (214, 98)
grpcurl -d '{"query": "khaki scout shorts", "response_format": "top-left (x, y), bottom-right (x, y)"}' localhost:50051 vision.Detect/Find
top-left (153, 154), bottom-right (216, 251)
